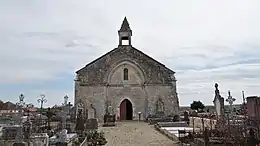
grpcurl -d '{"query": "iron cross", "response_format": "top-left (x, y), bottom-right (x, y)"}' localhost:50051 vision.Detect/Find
top-left (226, 90), bottom-right (236, 105)
top-left (226, 90), bottom-right (236, 117)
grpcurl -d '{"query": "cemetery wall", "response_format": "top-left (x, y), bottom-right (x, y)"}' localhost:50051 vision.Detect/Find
top-left (189, 117), bottom-right (217, 130)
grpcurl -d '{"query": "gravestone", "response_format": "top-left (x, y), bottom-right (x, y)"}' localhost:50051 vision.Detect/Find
top-left (46, 107), bottom-right (55, 131)
top-left (88, 107), bottom-right (95, 119)
top-left (213, 83), bottom-right (224, 118)
top-left (103, 114), bottom-right (116, 127)
top-left (2, 126), bottom-right (20, 140)
top-left (204, 128), bottom-right (209, 146)
top-left (191, 110), bottom-right (198, 117)
top-left (183, 111), bottom-right (190, 124)
top-left (85, 118), bottom-right (98, 131)
top-left (103, 105), bottom-right (116, 127)
top-left (246, 128), bottom-right (259, 146)
top-left (75, 109), bottom-right (85, 135)
top-left (23, 120), bottom-right (32, 139)
top-left (213, 83), bottom-right (226, 129)
top-left (57, 129), bottom-right (68, 143)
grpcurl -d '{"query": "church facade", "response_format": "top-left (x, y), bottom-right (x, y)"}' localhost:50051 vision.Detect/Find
top-left (74, 18), bottom-right (179, 121)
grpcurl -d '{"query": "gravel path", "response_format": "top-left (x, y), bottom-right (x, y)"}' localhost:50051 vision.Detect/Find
top-left (99, 121), bottom-right (180, 146)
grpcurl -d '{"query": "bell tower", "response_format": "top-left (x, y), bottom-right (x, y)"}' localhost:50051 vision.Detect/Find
top-left (118, 17), bottom-right (132, 46)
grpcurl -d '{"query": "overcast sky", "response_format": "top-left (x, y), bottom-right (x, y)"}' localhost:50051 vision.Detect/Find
top-left (0, 0), bottom-right (260, 107)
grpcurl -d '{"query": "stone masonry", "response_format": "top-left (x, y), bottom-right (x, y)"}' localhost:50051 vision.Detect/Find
top-left (74, 17), bottom-right (179, 121)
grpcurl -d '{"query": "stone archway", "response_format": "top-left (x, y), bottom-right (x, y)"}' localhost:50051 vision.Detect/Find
top-left (120, 99), bottom-right (133, 120)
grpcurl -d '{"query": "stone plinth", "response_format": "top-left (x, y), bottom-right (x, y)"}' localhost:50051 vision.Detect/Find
top-left (103, 114), bottom-right (115, 127)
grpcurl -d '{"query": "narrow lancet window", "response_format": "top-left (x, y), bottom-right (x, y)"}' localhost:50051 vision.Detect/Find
top-left (123, 68), bottom-right (128, 80)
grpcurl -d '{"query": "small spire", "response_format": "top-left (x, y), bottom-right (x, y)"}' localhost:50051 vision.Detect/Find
top-left (119, 17), bottom-right (132, 32)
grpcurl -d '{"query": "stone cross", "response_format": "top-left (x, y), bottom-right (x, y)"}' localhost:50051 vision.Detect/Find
top-left (15, 94), bottom-right (26, 143)
top-left (226, 90), bottom-right (236, 117)
top-left (64, 95), bottom-right (69, 106)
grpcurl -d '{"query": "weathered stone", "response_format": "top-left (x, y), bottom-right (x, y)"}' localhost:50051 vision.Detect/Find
top-left (74, 18), bottom-right (179, 121)
top-left (85, 118), bottom-right (98, 131)
top-left (103, 114), bottom-right (116, 127)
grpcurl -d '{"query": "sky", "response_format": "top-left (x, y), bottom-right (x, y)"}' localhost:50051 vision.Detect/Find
top-left (0, 0), bottom-right (260, 107)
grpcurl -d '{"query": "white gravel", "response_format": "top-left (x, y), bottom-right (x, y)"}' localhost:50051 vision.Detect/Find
top-left (99, 121), bottom-right (180, 146)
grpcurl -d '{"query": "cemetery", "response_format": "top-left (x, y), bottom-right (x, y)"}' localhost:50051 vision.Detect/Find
top-left (148, 83), bottom-right (260, 146)
top-left (0, 83), bottom-right (260, 146)
top-left (0, 94), bottom-right (108, 146)
top-left (1, 82), bottom-right (260, 146)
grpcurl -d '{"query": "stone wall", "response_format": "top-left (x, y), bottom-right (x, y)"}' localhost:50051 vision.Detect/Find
top-left (189, 117), bottom-right (217, 130)
top-left (76, 84), bottom-right (179, 121)
top-left (75, 46), bottom-right (179, 121)
top-left (76, 46), bottom-right (175, 85)
top-left (146, 86), bottom-right (178, 116)
top-left (76, 86), bottom-right (106, 121)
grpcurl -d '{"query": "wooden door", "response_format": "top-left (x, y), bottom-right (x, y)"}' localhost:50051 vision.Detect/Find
top-left (120, 100), bottom-right (126, 120)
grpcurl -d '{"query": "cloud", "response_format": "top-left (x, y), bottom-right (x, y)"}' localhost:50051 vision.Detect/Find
top-left (0, 0), bottom-right (260, 106)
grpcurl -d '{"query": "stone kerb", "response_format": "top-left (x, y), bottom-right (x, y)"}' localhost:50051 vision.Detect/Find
top-left (154, 124), bottom-right (180, 142)
top-left (189, 117), bottom-right (217, 130)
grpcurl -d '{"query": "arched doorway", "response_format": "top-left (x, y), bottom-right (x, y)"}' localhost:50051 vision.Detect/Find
top-left (120, 99), bottom-right (133, 120)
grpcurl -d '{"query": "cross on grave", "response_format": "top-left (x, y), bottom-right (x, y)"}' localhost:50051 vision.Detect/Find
top-left (15, 94), bottom-right (26, 143)
top-left (64, 95), bottom-right (69, 106)
top-left (225, 90), bottom-right (236, 117)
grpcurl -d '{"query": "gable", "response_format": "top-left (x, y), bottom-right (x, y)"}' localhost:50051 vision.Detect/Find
top-left (76, 46), bottom-right (176, 85)
top-left (76, 46), bottom-right (174, 74)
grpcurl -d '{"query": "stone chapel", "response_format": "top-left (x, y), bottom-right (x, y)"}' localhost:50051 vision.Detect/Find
top-left (74, 17), bottom-right (179, 121)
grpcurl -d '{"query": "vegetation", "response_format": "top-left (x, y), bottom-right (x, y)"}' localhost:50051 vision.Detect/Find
top-left (190, 101), bottom-right (205, 112)
top-left (86, 130), bottom-right (107, 146)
